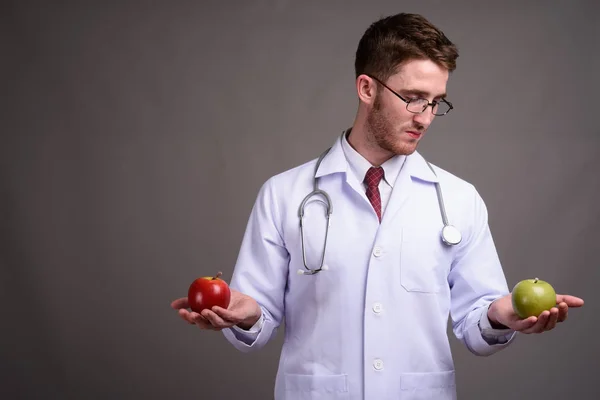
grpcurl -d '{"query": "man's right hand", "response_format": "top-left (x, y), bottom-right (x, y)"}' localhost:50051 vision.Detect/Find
top-left (171, 288), bottom-right (262, 331)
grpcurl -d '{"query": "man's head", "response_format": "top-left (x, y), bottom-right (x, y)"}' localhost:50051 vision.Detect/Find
top-left (352, 13), bottom-right (459, 160)
top-left (355, 13), bottom-right (459, 81)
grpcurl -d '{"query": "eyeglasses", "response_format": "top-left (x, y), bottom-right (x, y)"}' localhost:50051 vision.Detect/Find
top-left (367, 75), bottom-right (454, 116)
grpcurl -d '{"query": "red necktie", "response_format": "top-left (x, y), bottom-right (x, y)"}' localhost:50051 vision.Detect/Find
top-left (364, 167), bottom-right (384, 222)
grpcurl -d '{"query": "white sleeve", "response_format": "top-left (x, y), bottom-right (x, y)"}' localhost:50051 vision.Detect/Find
top-left (221, 177), bottom-right (289, 352)
top-left (448, 186), bottom-right (517, 356)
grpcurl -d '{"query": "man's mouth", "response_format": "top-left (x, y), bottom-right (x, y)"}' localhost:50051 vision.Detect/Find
top-left (406, 130), bottom-right (422, 139)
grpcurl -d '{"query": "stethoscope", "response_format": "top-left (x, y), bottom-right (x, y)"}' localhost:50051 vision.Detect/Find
top-left (297, 147), bottom-right (462, 275)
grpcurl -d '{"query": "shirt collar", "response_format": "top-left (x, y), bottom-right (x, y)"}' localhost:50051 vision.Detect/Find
top-left (314, 129), bottom-right (439, 184)
top-left (341, 129), bottom-right (406, 187)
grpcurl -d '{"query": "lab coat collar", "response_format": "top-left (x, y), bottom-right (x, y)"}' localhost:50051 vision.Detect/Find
top-left (314, 130), bottom-right (439, 183)
top-left (403, 150), bottom-right (440, 183)
top-left (313, 132), bottom-right (347, 178)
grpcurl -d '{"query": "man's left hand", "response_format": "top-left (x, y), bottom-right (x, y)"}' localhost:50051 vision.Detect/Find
top-left (488, 293), bottom-right (584, 334)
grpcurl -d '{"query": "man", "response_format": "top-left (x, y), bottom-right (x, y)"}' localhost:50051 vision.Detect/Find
top-left (171, 13), bottom-right (584, 399)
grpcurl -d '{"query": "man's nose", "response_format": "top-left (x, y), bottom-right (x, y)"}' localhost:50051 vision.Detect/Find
top-left (412, 110), bottom-right (435, 128)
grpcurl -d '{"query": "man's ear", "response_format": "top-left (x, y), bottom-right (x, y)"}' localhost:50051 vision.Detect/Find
top-left (356, 74), bottom-right (377, 105)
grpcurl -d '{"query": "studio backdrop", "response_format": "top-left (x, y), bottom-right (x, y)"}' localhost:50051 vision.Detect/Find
top-left (2, 1), bottom-right (599, 399)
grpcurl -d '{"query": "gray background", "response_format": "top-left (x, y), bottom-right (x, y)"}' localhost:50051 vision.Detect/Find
top-left (2, 1), bottom-right (599, 399)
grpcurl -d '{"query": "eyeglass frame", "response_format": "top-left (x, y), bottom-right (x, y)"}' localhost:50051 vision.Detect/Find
top-left (365, 74), bottom-right (454, 116)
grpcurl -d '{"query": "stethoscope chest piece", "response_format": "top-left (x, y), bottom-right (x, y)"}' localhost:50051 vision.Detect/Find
top-left (441, 224), bottom-right (462, 246)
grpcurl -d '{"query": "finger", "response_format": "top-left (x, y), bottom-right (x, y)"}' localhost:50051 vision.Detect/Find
top-left (171, 297), bottom-right (189, 309)
top-left (178, 309), bottom-right (196, 324)
top-left (511, 316), bottom-right (537, 331)
top-left (520, 312), bottom-right (548, 334)
top-left (557, 302), bottom-right (569, 323)
top-left (556, 294), bottom-right (584, 307)
top-left (178, 309), bottom-right (214, 329)
top-left (190, 312), bottom-right (218, 330)
top-left (545, 307), bottom-right (559, 331)
top-left (521, 311), bottom-right (550, 334)
top-left (201, 309), bottom-right (234, 329)
top-left (212, 306), bottom-right (241, 324)
top-left (202, 309), bottom-right (235, 329)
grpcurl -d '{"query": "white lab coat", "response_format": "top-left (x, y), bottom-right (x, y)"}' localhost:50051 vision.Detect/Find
top-left (222, 133), bottom-right (515, 399)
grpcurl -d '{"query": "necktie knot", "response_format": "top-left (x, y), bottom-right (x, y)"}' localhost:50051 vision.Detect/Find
top-left (364, 167), bottom-right (384, 188)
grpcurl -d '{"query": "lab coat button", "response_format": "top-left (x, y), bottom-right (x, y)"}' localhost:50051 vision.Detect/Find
top-left (372, 303), bottom-right (383, 313)
top-left (373, 359), bottom-right (384, 370)
top-left (373, 247), bottom-right (382, 257)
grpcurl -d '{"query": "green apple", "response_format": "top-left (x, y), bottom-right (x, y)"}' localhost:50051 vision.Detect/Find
top-left (512, 277), bottom-right (557, 319)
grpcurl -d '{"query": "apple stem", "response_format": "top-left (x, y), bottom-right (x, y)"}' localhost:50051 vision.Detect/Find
top-left (213, 271), bottom-right (223, 280)
top-left (534, 277), bottom-right (539, 283)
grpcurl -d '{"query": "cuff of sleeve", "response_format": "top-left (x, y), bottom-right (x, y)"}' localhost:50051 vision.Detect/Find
top-left (231, 312), bottom-right (264, 337)
top-left (478, 303), bottom-right (515, 345)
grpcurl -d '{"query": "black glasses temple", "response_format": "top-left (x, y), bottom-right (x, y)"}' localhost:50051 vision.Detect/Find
top-left (365, 73), bottom-right (453, 110)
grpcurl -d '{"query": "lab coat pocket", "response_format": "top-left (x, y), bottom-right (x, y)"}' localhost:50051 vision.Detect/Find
top-left (400, 227), bottom-right (451, 293)
top-left (284, 373), bottom-right (349, 399)
top-left (400, 370), bottom-right (456, 399)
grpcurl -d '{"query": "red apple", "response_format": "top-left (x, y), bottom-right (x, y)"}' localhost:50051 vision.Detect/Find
top-left (187, 271), bottom-right (231, 313)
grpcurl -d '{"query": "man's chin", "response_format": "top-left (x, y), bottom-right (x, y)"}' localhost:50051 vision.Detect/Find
top-left (377, 135), bottom-right (419, 156)
top-left (390, 141), bottom-right (419, 156)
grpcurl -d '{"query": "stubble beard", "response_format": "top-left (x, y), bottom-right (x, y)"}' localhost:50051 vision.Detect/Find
top-left (366, 94), bottom-right (421, 157)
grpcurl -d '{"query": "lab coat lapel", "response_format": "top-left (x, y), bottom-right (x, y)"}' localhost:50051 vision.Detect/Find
top-left (315, 136), bottom-right (441, 223)
top-left (382, 157), bottom-right (413, 225)
top-left (315, 133), bottom-right (371, 204)
top-left (382, 151), bottom-right (439, 225)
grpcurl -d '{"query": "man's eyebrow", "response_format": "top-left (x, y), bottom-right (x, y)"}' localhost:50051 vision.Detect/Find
top-left (400, 88), bottom-right (447, 99)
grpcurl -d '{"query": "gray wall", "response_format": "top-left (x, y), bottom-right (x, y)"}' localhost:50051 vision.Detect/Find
top-left (2, 1), bottom-right (598, 399)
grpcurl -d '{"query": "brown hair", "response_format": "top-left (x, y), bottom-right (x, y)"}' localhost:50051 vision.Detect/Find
top-left (354, 13), bottom-right (459, 80)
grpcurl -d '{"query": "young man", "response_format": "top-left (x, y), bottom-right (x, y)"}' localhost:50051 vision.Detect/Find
top-left (172, 13), bottom-right (583, 399)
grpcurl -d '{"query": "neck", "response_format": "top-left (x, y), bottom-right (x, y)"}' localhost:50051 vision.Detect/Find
top-left (347, 115), bottom-right (394, 167)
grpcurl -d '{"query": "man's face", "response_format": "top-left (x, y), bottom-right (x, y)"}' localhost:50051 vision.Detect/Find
top-left (366, 59), bottom-right (449, 156)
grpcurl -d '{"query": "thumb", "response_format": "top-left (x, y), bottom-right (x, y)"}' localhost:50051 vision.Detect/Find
top-left (556, 294), bottom-right (584, 307)
top-left (171, 297), bottom-right (189, 309)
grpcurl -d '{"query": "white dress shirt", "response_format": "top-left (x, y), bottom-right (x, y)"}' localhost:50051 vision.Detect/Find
top-left (340, 130), bottom-right (406, 219)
